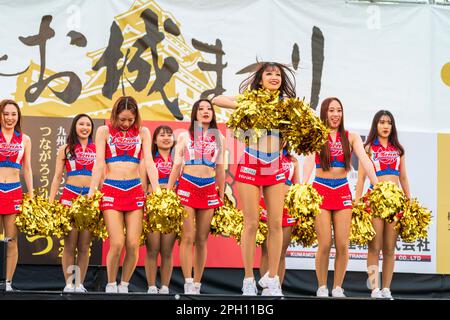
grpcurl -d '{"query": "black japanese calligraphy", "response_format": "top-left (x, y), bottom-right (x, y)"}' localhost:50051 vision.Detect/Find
top-left (19, 15), bottom-right (83, 104)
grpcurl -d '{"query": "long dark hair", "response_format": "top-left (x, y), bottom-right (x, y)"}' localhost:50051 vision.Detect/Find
top-left (0, 99), bottom-right (22, 133)
top-left (65, 114), bottom-right (94, 159)
top-left (364, 110), bottom-right (404, 156)
top-left (110, 96), bottom-right (141, 129)
top-left (189, 99), bottom-right (221, 150)
top-left (151, 125), bottom-right (175, 159)
top-left (189, 99), bottom-right (219, 136)
top-left (319, 97), bottom-right (351, 171)
top-left (239, 62), bottom-right (296, 98)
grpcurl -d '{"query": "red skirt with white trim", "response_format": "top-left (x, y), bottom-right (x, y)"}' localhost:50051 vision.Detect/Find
top-left (0, 182), bottom-right (22, 215)
top-left (312, 177), bottom-right (352, 211)
top-left (177, 173), bottom-right (223, 209)
top-left (235, 147), bottom-right (286, 186)
top-left (100, 179), bottom-right (145, 212)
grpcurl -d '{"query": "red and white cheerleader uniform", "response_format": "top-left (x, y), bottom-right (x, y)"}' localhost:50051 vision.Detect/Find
top-left (368, 137), bottom-right (401, 191)
top-left (154, 151), bottom-right (173, 186)
top-left (235, 133), bottom-right (287, 187)
top-left (60, 139), bottom-right (96, 207)
top-left (176, 131), bottom-right (223, 209)
top-left (100, 125), bottom-right (146, 212)
top-left (0, 130), bottom-right (24, 214)
top-left (312, 131), bottom-right (352, 210)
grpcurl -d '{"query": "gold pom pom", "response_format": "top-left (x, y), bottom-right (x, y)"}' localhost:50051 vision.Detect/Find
top-left (284, 183), bottom-right (322, 220)
top-left (145, 188), bottom-right (187, 239)
top-left (211, 194), bottom-right (242, 237)
top-left (368, 181), bottom-right (406, 223)
top-left (50, 200), bottom-right (73, 238)
top-left (349, 200), bottom-right (376, 245)
top-left (255, 220), bottom-right (268, 247)
top-left (395, 198), bottom-right (432, 242)
top-left (283, 184), bottom-right (321, 247)
top-left (140, 219), bottom-right (150, 246)
top-left (231, 217), bottom-right (244, 245)
top-left (69, 190), bottom-right (107, 240)
top-left (289, 221), bottom-right (313, 248)
top-left (231, 207), bottom-right (267, 247)
top-left (279, 98), bottom-right (329, 155)
top-left (91, 216), bottom-right (108, 241)
top-left (226, 89), bottom-right (282, 143)
top-left (15, 191), bottom-right (54, 236)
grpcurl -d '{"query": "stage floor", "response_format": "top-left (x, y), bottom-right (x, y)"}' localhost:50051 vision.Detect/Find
top-left (3, 265), bottom-right (450, 300)
top-left (1, 289), bottom-right (449, 301)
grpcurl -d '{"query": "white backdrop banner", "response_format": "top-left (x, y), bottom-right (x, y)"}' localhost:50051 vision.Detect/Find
top-left (0, 0), bottom-right (449, 131)
top-left (0, 0), bottom-right (446, 273)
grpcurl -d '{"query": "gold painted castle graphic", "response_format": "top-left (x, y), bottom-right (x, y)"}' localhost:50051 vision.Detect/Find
top-left (13, 0), bottom-right (230, 122)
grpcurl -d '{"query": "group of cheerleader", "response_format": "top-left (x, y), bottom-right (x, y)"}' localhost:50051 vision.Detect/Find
top-left (213, 62), bottom-right (409, 299)
top-left (0, 61), bottom-right (410, 299)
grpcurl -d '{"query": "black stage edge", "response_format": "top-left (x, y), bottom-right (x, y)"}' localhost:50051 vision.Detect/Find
top-left (2, 297), bottom-right (449, 320)
top-left (0, 265), bottom-right (449, 299)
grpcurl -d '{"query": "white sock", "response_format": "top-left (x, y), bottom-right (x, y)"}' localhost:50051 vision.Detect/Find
top-left (244, 277), bottom-right (254, 282)
top-left (107, 282), bottom-right (117, 286)
top-left (185, 278), bottom-right (194, 284)
top-left (120, 281), bottom-right (129, 287)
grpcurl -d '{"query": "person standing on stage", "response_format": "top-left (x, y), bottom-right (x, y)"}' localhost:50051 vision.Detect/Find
top-left (88, 96), bottom-right (160, 293)
top-left (355, 110), bottom-right (410, 300)
top-left (259, 146), bottom-right (299, 293)
top-left (144, 125), bottom-right (177, 294)
top-left (0, 99), bottom-right (34, 292)
top-left (167, 99), bottom-right (225, 295)
top-left (49, 114), bottom-right (96, 293)
top-left (303, 97), bottom-right (378, 298)
top-left (212, 62), bottom-right (296, 296)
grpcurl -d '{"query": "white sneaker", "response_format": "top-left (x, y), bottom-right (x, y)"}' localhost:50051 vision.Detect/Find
top-left (242, 278), bottom-right (257, 296)
top-left (75, 284), bottom-right (87, 293)
top-left (63, 283), bottom-right (75, 292)
top-left (261, 288), bottom-right (271, 295)
top-left (258, 272), bottom-right (270, 288)
top-left (264, 276), bottom-right (283, 296)
top-left (159, 285), bottom-right (169, 294)
top-left (147, 285), bottom-right (158, 294)
top-left (194, 282), bottom-right (201, 294)
top-left (381, 288), bottom-right (393, 299)
top-left (5, 281), bottom-right (13, 292)
top-left (371, 288), bottom-right (383, 298)
top-left (316, 286), bottom-right (329, 297)
top-left (105, 283), bottom-right (118, 293)
top-left (118, 283), bottom-right (129, 293)
top-left (184, 281), bottom-right (198, 294)
top-left (331, 286), bottom-right (346, 298)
